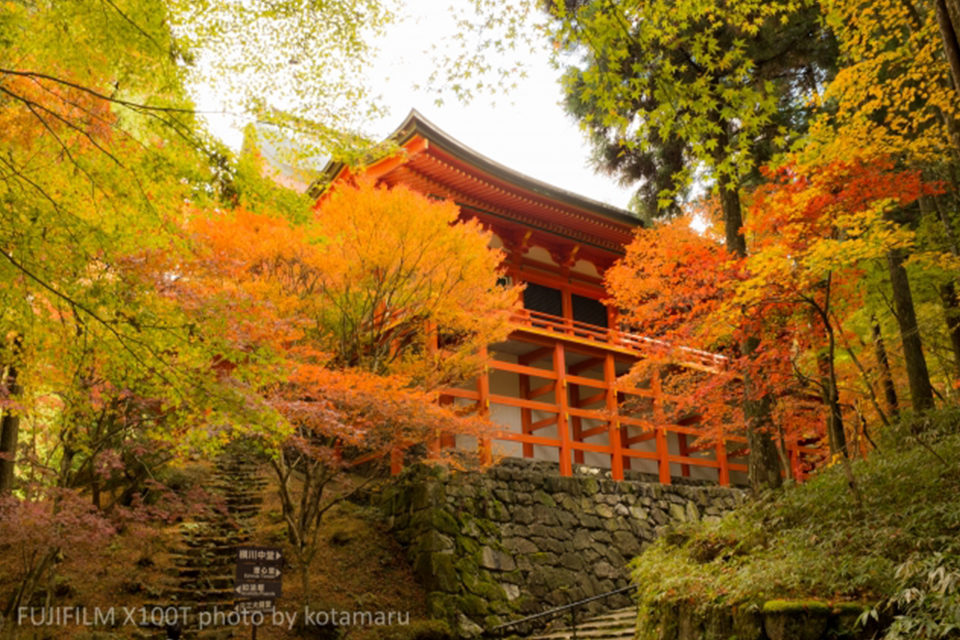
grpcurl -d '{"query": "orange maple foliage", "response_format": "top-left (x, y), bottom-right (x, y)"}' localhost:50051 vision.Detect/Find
top-left (606, 216), bottom-right (756, 455)
top-left (311, 179), bottom-right (519, 383)
top-left (176, 179), bottom-right (519, 463)
top-left (606, 157), bottom-right (940, 476)
top-left (606, 216), bottom-right (733, 344)
top-left (155, 180), bottom-right (524, 588)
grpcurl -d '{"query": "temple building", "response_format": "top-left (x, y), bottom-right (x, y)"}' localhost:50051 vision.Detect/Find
top-left (314, 111), bottom-right (813, 486)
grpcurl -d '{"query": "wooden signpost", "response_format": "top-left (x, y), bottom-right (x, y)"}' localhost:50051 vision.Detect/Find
top-left (235, 546), bottom-right (283, 639)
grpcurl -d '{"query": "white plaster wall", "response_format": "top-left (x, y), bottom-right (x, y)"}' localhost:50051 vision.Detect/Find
top-left (571, 258), bottom-right (601, 279)
top-left (448, 345), bottom-right (724, 483)
top-left (524, 245), bottom-right (557, 266)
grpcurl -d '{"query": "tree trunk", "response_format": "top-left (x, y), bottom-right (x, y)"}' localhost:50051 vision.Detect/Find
top-left (720, 177), bottom-right (747, 257)
top-left (886, 249), bottom-right (935, 412)
top-left (0, 336), bottom-right (22, 494)
top-left (720, 174), bottom-right (783, 490)
top-left (715, 115), bottom-right (781, 489)
top-left (743, 374), bottom-right (784, 491)
top-left (0, 400), bottom-right (19, 494)
top-left (936, 0), bottom-right (960, 92)
top-left (940, 282), bottom-right (960, 380)
top-left (902, 0), bottom-right (960, 152)
top-left (818, 351), bottom-right (847, 456)
top-left (815, 275), bottom-right (848, 457)
top-left (916, 194), bottom-right (960, 379)
top-left (872, 320), bottom-right (900, 417)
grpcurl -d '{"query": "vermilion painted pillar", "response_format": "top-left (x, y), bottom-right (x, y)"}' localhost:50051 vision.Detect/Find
top-left (678, 433), bottom-right (691, 477)
top-left (554, 342), bottom-right (573, 476)
top-left (478, 346), bottom-right (492, 465)
top-left (570, 383), bottom-right (584, 464)
top-left (605, 354), bottom-right (624, 481)
top-left (652, 368), bottom-right (671, 485)
top-left (519, 374), bottom-right (533, 458)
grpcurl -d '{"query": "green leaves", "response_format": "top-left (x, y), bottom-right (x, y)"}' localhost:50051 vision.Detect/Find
top-left (539, 0), bottom-right (837, 218)
top-left (0, 0), bottom-right (407, 494)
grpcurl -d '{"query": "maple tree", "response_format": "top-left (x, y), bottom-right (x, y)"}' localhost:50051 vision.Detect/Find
top-left (734, 159), bottom-right (936, 454)
top-left (0, 490), bottom-right (115, 620)
top-left (175, 179), bottom-right (518, 598)
top-left (810, 0), bottom-right (960, 402)
top-left (0, 0), bottom-right (407, 620)
top-left (0, 0), bottom-right (403, 490)
top-left (607, 156), bottom-right (943, 485)
top-left (606, 216), bottom-right (804, 479)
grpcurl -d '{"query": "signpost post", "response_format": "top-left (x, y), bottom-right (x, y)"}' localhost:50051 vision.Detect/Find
top-left (235, 546), bottom-right (283, 640)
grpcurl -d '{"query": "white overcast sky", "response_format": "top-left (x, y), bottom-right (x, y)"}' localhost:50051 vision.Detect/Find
top-left (198, 2), bottom-right (637, 210)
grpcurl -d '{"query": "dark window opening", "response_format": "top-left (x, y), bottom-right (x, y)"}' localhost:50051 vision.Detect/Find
top-left (572, 294), bottom-right (608, 328)
top-left (523, 283), bottom-right (563, 317)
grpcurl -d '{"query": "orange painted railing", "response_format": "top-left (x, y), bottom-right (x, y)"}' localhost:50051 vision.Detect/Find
top-left (511, 308), bottom-right (728, 372)
top-left (383, 309), bottom-right (822, 486)
top-left (439, 349), bottom-right (822, 486)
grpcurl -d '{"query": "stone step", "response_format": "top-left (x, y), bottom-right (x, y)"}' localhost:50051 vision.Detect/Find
top-left (224, 494), bottom-right (263, 503)
top-left (190, 534), bottom-right (247, 544)
top-left (195, 628), bottom-right (239, 640)
top-left (132, 618), bottom-right (240, 638)
top-left (178, 567), bottom-right (232, 579)
top-left (579, 610), bottom-right (636, 625)
top-left (224, 503), bottom-right (261, 512)
top-left (213, 468), bottom-right (264, 477)
top-left (163, 587), bottom-right (237, 604)
top-left (214, 482), bottom-right (258, 490)
top-left (223, 494), bottom-right (261, 504)
top-left (213, 479), bottom-right (263, 488)
top-left (178, 576), bottom-right (235, 590)
top-left (179, 519), bottom-right (238, 530)
top-left (527, 607), bottom-right (636, 640)
top-left (214, 477), bottom-right (262, 483)
top-left (171, 557), bottom-right (236, 573)
top-left (182, 535), bottom-right (247, 547)
top-left (225, 503), bottom-right (260, 514)
top-left (172, 545), bottom-right (238, 558)
top-left (162, 449), bottom-right (266, 626)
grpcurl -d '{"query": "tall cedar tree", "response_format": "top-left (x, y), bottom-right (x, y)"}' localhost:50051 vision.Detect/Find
top-left (549, 0), bottom-right (836, 489)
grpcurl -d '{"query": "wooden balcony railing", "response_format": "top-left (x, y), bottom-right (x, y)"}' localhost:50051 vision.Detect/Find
top-left (511, 308), bottom-right (728, 372)
top-left (378, 309), bottom-right (822, 486)
top-left (433, 339), bottom-right (821, 486)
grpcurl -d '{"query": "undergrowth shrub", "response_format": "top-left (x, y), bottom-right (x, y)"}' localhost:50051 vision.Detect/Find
top-left (629, 407), bottom-right (960, 634)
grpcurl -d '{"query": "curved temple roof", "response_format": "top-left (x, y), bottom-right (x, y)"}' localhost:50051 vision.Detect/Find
top-left (314, 110), bottom-right (641, 256)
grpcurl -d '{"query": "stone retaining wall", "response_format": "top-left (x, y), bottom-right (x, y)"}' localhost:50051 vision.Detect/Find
top-left (380, 459), bottom-right (746, 635)
top-left (639, 599), bottom-right (881, 640)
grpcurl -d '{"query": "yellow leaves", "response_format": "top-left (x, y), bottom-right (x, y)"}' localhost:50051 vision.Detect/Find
top-left (904, 250), bottom-right (960, 275)
top-left (815, 0), bottom-right (959, 164)
top-left (187, 180), bottom-right (520, 387)
top-left (826, 452), bottom-right (844, 468)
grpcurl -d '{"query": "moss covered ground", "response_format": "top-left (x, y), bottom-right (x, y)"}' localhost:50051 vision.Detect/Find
top-left (630, 408), bottom-right (960, 638)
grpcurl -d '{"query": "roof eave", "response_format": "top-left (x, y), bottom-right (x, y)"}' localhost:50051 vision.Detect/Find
top-left (312, 109), bottom-right (641, 229)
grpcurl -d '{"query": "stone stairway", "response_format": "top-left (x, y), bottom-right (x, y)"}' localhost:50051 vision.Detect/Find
top-left (140, 448), bottom-right (268, 640)
top-left (526, 606), bottom-right (637, 640)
